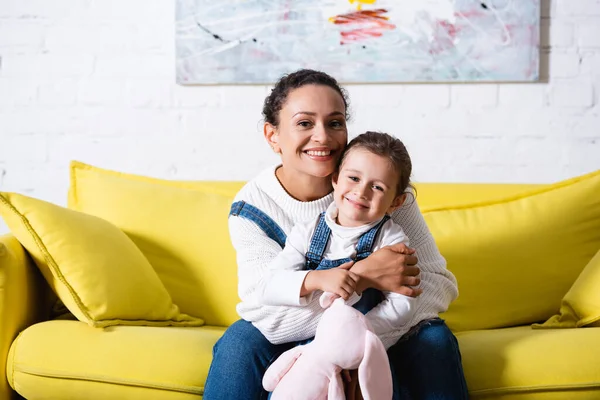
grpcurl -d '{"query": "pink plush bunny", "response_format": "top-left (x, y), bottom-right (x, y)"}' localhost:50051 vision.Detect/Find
top-left (262, 295), bottom-right (393, 400)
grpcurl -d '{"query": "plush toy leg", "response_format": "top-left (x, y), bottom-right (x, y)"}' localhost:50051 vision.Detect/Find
top-left (328, 372), bottom-right (346, 400)
top-left (262, 345), bottom-right (305, 392)
top-left (358, 331), bottom-right (393, 400)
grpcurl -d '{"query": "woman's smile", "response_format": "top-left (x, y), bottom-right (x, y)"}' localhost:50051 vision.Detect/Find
top-left (304, 147), bottom-right (336, 161)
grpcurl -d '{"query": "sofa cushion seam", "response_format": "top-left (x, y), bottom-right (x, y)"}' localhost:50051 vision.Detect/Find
top-left (13, 363), bottom-right (204, 395)
top-left (8, 331), bottom-right (20, 390)
top-left (471, 381), bottom-right (600, 395)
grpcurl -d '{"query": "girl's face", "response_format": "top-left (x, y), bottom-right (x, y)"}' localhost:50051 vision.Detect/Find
top-left (332, 148), bottom-right (406, 227)
top-left (265, 84), bottom-right (348, 181)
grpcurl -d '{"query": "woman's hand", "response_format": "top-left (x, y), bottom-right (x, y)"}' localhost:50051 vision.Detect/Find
top-left (351, 242), bottom-right (422, 297)
top-left (302, 261), bottom-right (358, 300)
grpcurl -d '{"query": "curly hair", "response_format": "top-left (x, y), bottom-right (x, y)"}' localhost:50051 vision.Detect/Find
top-left (262, 69), bottom-right (350, 127)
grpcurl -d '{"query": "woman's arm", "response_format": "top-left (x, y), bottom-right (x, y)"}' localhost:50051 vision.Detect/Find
top-left (351, 243), bottom-right (421, 295)
top-left (391, 196), bottom-right (457, 294)
top-left (352, 197), bottom-right (456, 299)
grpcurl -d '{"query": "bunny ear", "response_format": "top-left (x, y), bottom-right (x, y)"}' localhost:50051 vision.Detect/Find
top-left (262, 346), bottom-right (304, 392)
top-left (357, 331), bottom-right (393, 400)
top-left (319, 291), bottom-right (340, 308)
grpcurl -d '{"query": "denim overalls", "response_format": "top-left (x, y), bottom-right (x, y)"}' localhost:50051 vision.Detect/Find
top-left (230, 201), bottom-right (386, 314)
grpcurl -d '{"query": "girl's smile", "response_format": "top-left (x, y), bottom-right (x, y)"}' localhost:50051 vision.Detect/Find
top-left (333, 148), bottom-right (405, 227)
top-left (343, 196), bottom-right (369, 209)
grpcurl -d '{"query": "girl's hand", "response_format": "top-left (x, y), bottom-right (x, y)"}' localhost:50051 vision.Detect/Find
top-left (304, 261), bottom-right (358, 300)
top-left (352, 242), bottom-right (422, 297)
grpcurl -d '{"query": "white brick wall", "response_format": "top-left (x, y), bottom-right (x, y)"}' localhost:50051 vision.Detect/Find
top-left (1, 0), bottom-right (600, 234)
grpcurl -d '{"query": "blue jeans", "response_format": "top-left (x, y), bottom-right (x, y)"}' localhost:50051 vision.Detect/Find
top-left (203, 318), bottom-right (468, 400)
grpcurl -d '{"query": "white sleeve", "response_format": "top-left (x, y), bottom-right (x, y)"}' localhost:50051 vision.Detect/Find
top-left (257, 223), bottom-right (313, 306)
top-left (376, 271), bottom-right (454, 349)
top-left (230, 215), bottom-right (326, 344)
top-left (371, 218), bottom-right (410, 251)
top-left (366, 292), bottom-right (416, 335)
top-left (365, 220), bottom-right (417, 341)
top-left (390, 196), bottom-right (458, 303)
top-left (374, 198), bottom-right (459, 349)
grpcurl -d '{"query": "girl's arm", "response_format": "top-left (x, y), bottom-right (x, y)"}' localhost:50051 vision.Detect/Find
top-left (230, 216), bottom-right (331, 344)
top-left (366, 198), bottom-right (458, 349)
top-left (257, 222), bottom-right (315, 306)
top-left (351, 244), bottom-right (421, 296)
top-left (363, 221), bottom-right (418, 343)
top-left (255, 220), bottom-right (359, 305)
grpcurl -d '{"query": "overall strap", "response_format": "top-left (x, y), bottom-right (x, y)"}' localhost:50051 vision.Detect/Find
top-left (355, 215), bottom-right (391, 261)
top-left (229, 201), bottom-right (287, 249)
top-left (315, 257), bottom-right (354, 271)
top-left (305, 213), bottom-right (331, 269)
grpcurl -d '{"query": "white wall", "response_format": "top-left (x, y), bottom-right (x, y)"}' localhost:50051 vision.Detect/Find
top-left (1, 0), bottom-right (599, 234)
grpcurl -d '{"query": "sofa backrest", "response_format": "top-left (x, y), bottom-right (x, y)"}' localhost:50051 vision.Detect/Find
top-left (67, 161), bottom-right (600, 331)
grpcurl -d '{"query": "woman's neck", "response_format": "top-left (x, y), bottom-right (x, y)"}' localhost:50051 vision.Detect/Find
top-left (275, 167), bottom-right (333, 202)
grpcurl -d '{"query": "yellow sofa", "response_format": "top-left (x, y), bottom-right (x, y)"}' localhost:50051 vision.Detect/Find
top-left (2, 162), bottom-right (600, 400)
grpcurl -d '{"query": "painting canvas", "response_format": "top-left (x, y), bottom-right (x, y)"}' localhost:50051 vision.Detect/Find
top-left (176, 0), bottom-right (540, 84)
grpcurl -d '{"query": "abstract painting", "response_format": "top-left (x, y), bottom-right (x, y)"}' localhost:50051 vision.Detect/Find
top-left (176, 0), bottom-right (540, 84)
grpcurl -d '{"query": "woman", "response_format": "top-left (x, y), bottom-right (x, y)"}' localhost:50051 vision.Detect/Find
top-left (203, 69), bottom-right (468, 400)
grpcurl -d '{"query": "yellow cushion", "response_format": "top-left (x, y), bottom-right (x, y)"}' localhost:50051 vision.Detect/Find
top-left (426, 169), bottom-right (600, 331)
top-left (416, 183), bottom-right (542, 211)
top-left (457, 326), bottom-right (600, 399)
top-left (534, 248), bottom-right (600, 329)
top-left (0, 235), bottom-right (51, 400)
top-left (0, 192), bottom-right (203, 328)
top-left (8, 320), bottom-right (224, 399)
top-left (68, 161), bottom-right (243, 326)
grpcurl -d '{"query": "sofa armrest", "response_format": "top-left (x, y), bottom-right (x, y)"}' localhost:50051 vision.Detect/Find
top-left (0, 234), bottom-right (53, 399)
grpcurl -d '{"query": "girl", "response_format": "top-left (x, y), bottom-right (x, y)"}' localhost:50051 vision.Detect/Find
top-left (203, 69), bottom-right (467, 400)
top-left (259, 131), bottom-right (418, 344)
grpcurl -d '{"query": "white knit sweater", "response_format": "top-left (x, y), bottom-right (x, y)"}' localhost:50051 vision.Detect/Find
top-left (230, 165), bottom-right (458, 349)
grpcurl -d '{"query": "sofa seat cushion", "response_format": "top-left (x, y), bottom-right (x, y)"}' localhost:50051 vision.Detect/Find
top-left (7, 320), bottom-right (225, 400)
top-left (457, 326), bottom-right (600, 399)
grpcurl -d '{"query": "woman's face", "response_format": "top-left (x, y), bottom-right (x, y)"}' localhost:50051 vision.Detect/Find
top-left (265, 84), bottom-right (348, 180)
